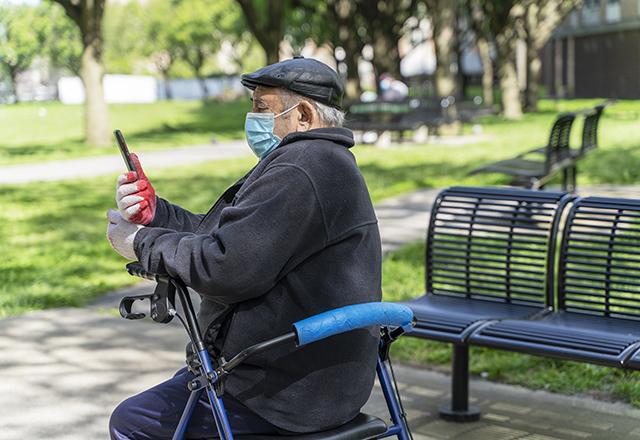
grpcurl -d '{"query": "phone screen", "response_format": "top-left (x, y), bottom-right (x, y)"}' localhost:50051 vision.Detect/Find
top-left (114, 129), bottom-right (136, 172)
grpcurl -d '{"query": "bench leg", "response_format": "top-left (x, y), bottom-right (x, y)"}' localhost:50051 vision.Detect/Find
top-left (561, 168), bottom-right (569, 191)
top-left (439, 344), bottom-right (480, 422)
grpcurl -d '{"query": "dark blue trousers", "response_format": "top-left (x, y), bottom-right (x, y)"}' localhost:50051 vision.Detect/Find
top-left (109, 368), bottom-right (279, 439)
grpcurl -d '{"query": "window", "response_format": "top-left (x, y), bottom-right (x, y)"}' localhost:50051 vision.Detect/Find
top-left (605, 0), bottom-right (621, 22)
top-left (582, 0), bottom-right (601, 25)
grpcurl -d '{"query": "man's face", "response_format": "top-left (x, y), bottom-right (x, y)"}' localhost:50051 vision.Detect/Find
top-left (251, 86), bottom-right (311, 139)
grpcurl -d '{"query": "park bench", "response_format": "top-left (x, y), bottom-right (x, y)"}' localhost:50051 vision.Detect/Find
top-left (344, 97), bottom-right (457, 142)
top-left (398, 186), bottom-right (640, 422)
top-left (468, 104), bottom-right (607, 191)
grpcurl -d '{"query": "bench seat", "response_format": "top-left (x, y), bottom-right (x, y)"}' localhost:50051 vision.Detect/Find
top-left (405, 294), bottom-right (544, 343)
top-left (469, 312), bottom-right (640, 367)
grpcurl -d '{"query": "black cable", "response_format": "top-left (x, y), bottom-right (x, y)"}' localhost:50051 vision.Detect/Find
top-left (173, 310), bottom-right (193, 342)
top-left (387, 355), bottom-right (414, 440)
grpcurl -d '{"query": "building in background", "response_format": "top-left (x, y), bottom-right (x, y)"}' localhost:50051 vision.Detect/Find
top-left (543, 0), bottom-right (640, 98)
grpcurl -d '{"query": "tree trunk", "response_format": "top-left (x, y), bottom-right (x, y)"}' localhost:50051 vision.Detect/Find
top-left (496, 40), bottom-right (522, 120)
top-left (525, 46), bottom-right (542, 111)
top-left (162, 70), bottom-right (172, 100)
top-left (344, 49), bottom-right (362, 99)
top-left (235, 0), bottom-right (284, 65)
top-left (433, 0), bottom-right (459, 98)
top-left (264, 39), bottom-right (280, 64)
top-left (371, 32), bottom-right (401, 79)
top-left (80, 41), bottom-right (109, 145)
top-left (477, 36), bottom-right (493, 106)
top-left (8, 67), bottom-right (20, 103)
top-left (198, 76), bottom-right (209, 100)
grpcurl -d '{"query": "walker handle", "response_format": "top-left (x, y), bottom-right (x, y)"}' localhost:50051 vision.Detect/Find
top-left (293, 302), bottom-right (414, 347)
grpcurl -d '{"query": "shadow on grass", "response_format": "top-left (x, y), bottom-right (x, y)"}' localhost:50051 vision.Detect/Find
top-left (0, 162), bottom-right (252, 317)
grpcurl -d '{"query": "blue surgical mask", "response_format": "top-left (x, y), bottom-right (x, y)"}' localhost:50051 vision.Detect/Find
top-left (245, 104), bottom-right (298, 159)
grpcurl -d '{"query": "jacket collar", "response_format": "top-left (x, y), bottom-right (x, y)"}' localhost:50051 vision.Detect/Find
top-left (279, 127), bottom-right (355, 149)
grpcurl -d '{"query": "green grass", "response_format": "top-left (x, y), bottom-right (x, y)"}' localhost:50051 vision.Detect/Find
top-left (382, 241), bottom-right (640, 408)
top-left (0, 99), bottom-right (250, 165)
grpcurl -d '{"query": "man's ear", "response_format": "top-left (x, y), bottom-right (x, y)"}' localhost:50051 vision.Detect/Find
top-left (297, 101), bottom-right (316, 131)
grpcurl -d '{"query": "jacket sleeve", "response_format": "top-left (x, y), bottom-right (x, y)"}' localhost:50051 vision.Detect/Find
top-left (147, 197), bottom-right (205, 233)
top-left (133, 164), bottom-right (326, 304)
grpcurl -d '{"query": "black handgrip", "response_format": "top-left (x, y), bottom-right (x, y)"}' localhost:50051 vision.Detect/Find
top-left (126, 262), bottom-right (169, 283)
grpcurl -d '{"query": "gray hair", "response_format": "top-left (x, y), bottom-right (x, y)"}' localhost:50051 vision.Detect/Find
top-left (278, 89), bottom-right (345, 127)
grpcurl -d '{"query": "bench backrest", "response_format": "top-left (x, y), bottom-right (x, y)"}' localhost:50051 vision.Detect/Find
top-left (426, 187), bottom-right (571, 307)
top-left (544, 113), bottom-right (576, 172)
top-left (558, 197), bottom-right (640, 320)
top-left (579, 105), bottom-right (605, 155)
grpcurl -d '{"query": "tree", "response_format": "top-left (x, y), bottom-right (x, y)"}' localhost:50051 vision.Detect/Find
top-left (523, 0), bottom-right (581, 111)
top-left (235, 0), bottom-right (290, 64)
top-left (53, 0), bottom-right (110, 145)
top-left (286, 0), bottom-right (366, 99)
top-left (140, 0), bottom-right (178, 99)
top-left (37, 2), bottom-right (82, 76)
top-left (169, 0), bottom-right (245, 99)
top-left (0, 4), bottom-right (41, 102)
top-left (103, 1), bottom-right (147, 74)
top-left (425, 0), bottom-right (460, 98)
top-left (469, 0), bottom-right (525, 119)
top-left (354, 0), bottom-right (419, 82)
top-left (467, 1), bottom-right (493, 106)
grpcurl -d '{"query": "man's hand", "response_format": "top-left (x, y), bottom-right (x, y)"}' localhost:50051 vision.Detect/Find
top-left (116, 153), bottom-right (157, 225)
top-left (107, 209), bottom-right (144, 260)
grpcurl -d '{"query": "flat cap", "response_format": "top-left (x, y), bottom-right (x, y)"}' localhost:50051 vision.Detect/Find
top-left (241, 56), bottom-right (344, 110)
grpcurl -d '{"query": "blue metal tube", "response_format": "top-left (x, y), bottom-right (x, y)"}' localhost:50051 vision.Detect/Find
top-left (376, 357), bottom-right (410, 440)
top-left (172, 389), bottom-right (203, 440)
top-left (197, 349), bottom-right (234, 440)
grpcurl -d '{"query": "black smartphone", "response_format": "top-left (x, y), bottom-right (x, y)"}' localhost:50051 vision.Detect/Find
top-left (114, 129), bottom-right (136, 172)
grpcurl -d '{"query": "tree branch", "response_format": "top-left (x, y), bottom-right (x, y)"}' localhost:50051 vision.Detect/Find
top-left (52, 0), bottom-right (81, 27)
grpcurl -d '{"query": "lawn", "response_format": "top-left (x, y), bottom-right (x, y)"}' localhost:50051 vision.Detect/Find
top-left (0, 99), bottom-right (250, 165)
top-left (383, 241), bottom-right (640, 408)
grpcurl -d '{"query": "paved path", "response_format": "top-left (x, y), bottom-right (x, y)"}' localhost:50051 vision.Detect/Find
top-left (0, 140), bottom-right (251, 184)
top-left (4, 186), bottom-right (640, 439)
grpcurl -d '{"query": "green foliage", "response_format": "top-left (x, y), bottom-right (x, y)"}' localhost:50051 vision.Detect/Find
top-left (103, 1), bottom-right (148, 74)
top-left (0, 4), bottom-right (41, 85)
top-left (37, 2), bottom-right (82, 75)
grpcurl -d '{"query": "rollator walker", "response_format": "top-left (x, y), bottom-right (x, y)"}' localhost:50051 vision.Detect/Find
top-left (120, 262), bottom-right (415, 440)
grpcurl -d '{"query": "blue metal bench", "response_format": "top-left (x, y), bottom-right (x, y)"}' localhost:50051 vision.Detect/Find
top-left (470, 196), bottom-right (640, 366)
top-left (400, 186), bottom-right (572, 421)
top-left (400, 188), bottom-right (640, 423)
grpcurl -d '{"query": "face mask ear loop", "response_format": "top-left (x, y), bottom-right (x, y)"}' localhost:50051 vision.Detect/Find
top-left (274, 103), bottom-right (300, 119)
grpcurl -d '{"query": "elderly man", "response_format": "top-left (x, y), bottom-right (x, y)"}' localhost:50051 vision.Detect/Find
top-left (107, 57), bottom-right (382, 439)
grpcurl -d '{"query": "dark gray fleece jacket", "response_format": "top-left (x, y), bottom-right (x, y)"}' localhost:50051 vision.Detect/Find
top-left (133, 127), bottom-right (382, 433)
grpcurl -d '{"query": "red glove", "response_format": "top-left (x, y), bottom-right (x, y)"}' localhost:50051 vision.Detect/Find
top-left (115, 153), bottom-right (156, 225)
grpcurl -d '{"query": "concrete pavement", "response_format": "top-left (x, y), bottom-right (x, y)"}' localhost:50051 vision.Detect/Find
top-left (0, 140), bottom-right (251, 184)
